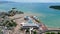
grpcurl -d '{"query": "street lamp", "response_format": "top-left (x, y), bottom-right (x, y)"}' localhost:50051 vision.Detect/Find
top-left (29, 28), bottom-right (33, 34)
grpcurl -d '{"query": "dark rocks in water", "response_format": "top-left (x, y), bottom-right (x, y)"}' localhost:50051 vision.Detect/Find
top-left (17, 11), bottom-right (24, 14)
top-left (9, 8), bottom-right (24, 14)
top-left (0, 8), bottom-right (24, 17)
top-left (49, 6), bottom-right (60, 10)
top-left (8, 8), bottom-right (24, 16)
top-left (12, 8), bottom-right (16, 9)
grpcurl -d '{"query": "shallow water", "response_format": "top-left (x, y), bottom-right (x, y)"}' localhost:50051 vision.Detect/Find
top-left (0, 3), bottom-right (60, 27)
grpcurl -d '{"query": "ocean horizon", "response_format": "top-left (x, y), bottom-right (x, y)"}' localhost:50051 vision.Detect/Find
top-left (0, 3), bottom-right (60, 28)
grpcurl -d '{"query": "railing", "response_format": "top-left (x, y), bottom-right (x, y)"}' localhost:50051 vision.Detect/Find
top-left (40, 30), bottom-right (60, 34)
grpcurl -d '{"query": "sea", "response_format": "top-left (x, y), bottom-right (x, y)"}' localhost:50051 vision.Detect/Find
top-left (0, 2), bottom-right (60, 28)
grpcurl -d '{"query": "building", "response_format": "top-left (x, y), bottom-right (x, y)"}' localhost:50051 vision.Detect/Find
top-left (21, 22), bottom-right (39, 29)
top-left (20, 20), bottom-right (39, 34)
top-left (0, 26), bottom-right (12, 34)
top-left (21, 19), bottom-right (39, 29)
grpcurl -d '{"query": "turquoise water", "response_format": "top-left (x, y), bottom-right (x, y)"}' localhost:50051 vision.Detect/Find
top-left (0, 3), bottom-right (60, 27)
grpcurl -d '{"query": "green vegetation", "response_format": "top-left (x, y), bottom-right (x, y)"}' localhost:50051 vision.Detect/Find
top-left (45, 32), bottom-right (56, 34)
top-left (0, 8), bottom-right (25, 30)
top-left (26, 29), bottom-right (29, 32)
top-left (19, 28), bottom-right (23, 31)
top-left (51, 32), bottom-right (55, 34)
top-left (45, 32), bottom-right (50, 34)
top-left (35, 20), bottom-right (40, 23)
top-left (5, 20), bottom-right (17, 27)
top-left (0, 8), bottom-right (24, 17)
top-left (8, 8), bottom-right (24, 16)
top-left (33, 30), bottom-right (37, 34)
top-left (0, 19), bottom-right (17, 30)
top-left (1, 15), bottom-right (5, 18)
top-left (49, 6), bottom-right (60, 10)
top-left (58, 32), bottom-right (60, 34)
top-left (0, 28), bottom-right (3, 34)
top-left (6, 21), bottom-right (17, 27)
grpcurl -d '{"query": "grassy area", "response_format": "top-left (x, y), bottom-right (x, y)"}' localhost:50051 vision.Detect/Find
top-left (33, 30), bottom-right (37, 34)
top-left (51, 32), bottom-right (55, 34)
top-left (26, 29), bottom-right (29, 32)
top-left (45, 32), bottom-right (56, 34)
top-left (0, 28), bottom-right (3, 34)
top-left (45, 32), bottom-right (50, 34)
top-left (58, 32), bottom-right (60, 34)
top-left (6, 20), bottom-right (17, 27)
top-left (1, 19), bottom-right (17, 30)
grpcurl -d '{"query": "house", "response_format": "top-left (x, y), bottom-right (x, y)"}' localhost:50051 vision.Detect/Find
top-left (33, 16), bottom-right (38, 20)
top-left (24, 16), bottom-right (31, 20)
top-left (0, 26), bottom-right (12, 34)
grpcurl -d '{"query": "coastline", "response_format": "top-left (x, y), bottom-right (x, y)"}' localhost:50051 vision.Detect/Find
top-left (9, 13), bottom-right (60, 30)
top-left (9, 13), bottom-right (60, 34)
top-left (0, 11), bottom-right (60, 34)
top-left (9, 12), bottom-right (60, 28)
top-left (0, 10), bottom-right (60, 29)
top-left (0, 3), bottom-right (60, 28)
top-left (48, 27), bottom-right (60, 31)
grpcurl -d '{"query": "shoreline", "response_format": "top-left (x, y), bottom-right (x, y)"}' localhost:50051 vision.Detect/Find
top-left (48, 27), bottom-right (60, 30)
top-left (9, 13), bottom-right (60, 28)
top-left (0, 10), bottom-right (60, 29)
top-left (9, 13), bottom-right (60, 30)
top-left (0, 9), bottom-right (60, 31)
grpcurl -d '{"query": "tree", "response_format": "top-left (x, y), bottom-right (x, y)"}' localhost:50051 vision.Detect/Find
top-left (58, 32), bottom-right (60, 34)
top-left (2, 19), bottom-right (17, 30)
top-left (26, 29), bottom-right (29, 32)
top-left (0, 28), bottom-right (3, 34)
top-left (51, 32), bottom-right (55, 34)
top-left (33, 30), bottom-right (37, 34)
top-left (45, 32), bottom-right (50, 34)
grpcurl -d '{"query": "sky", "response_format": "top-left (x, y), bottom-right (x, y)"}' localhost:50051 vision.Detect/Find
top-left (0, 0), bottom-right (60, 3)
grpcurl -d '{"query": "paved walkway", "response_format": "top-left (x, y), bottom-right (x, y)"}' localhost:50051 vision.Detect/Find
top-left (13, 18), bottom-right (25, 34)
